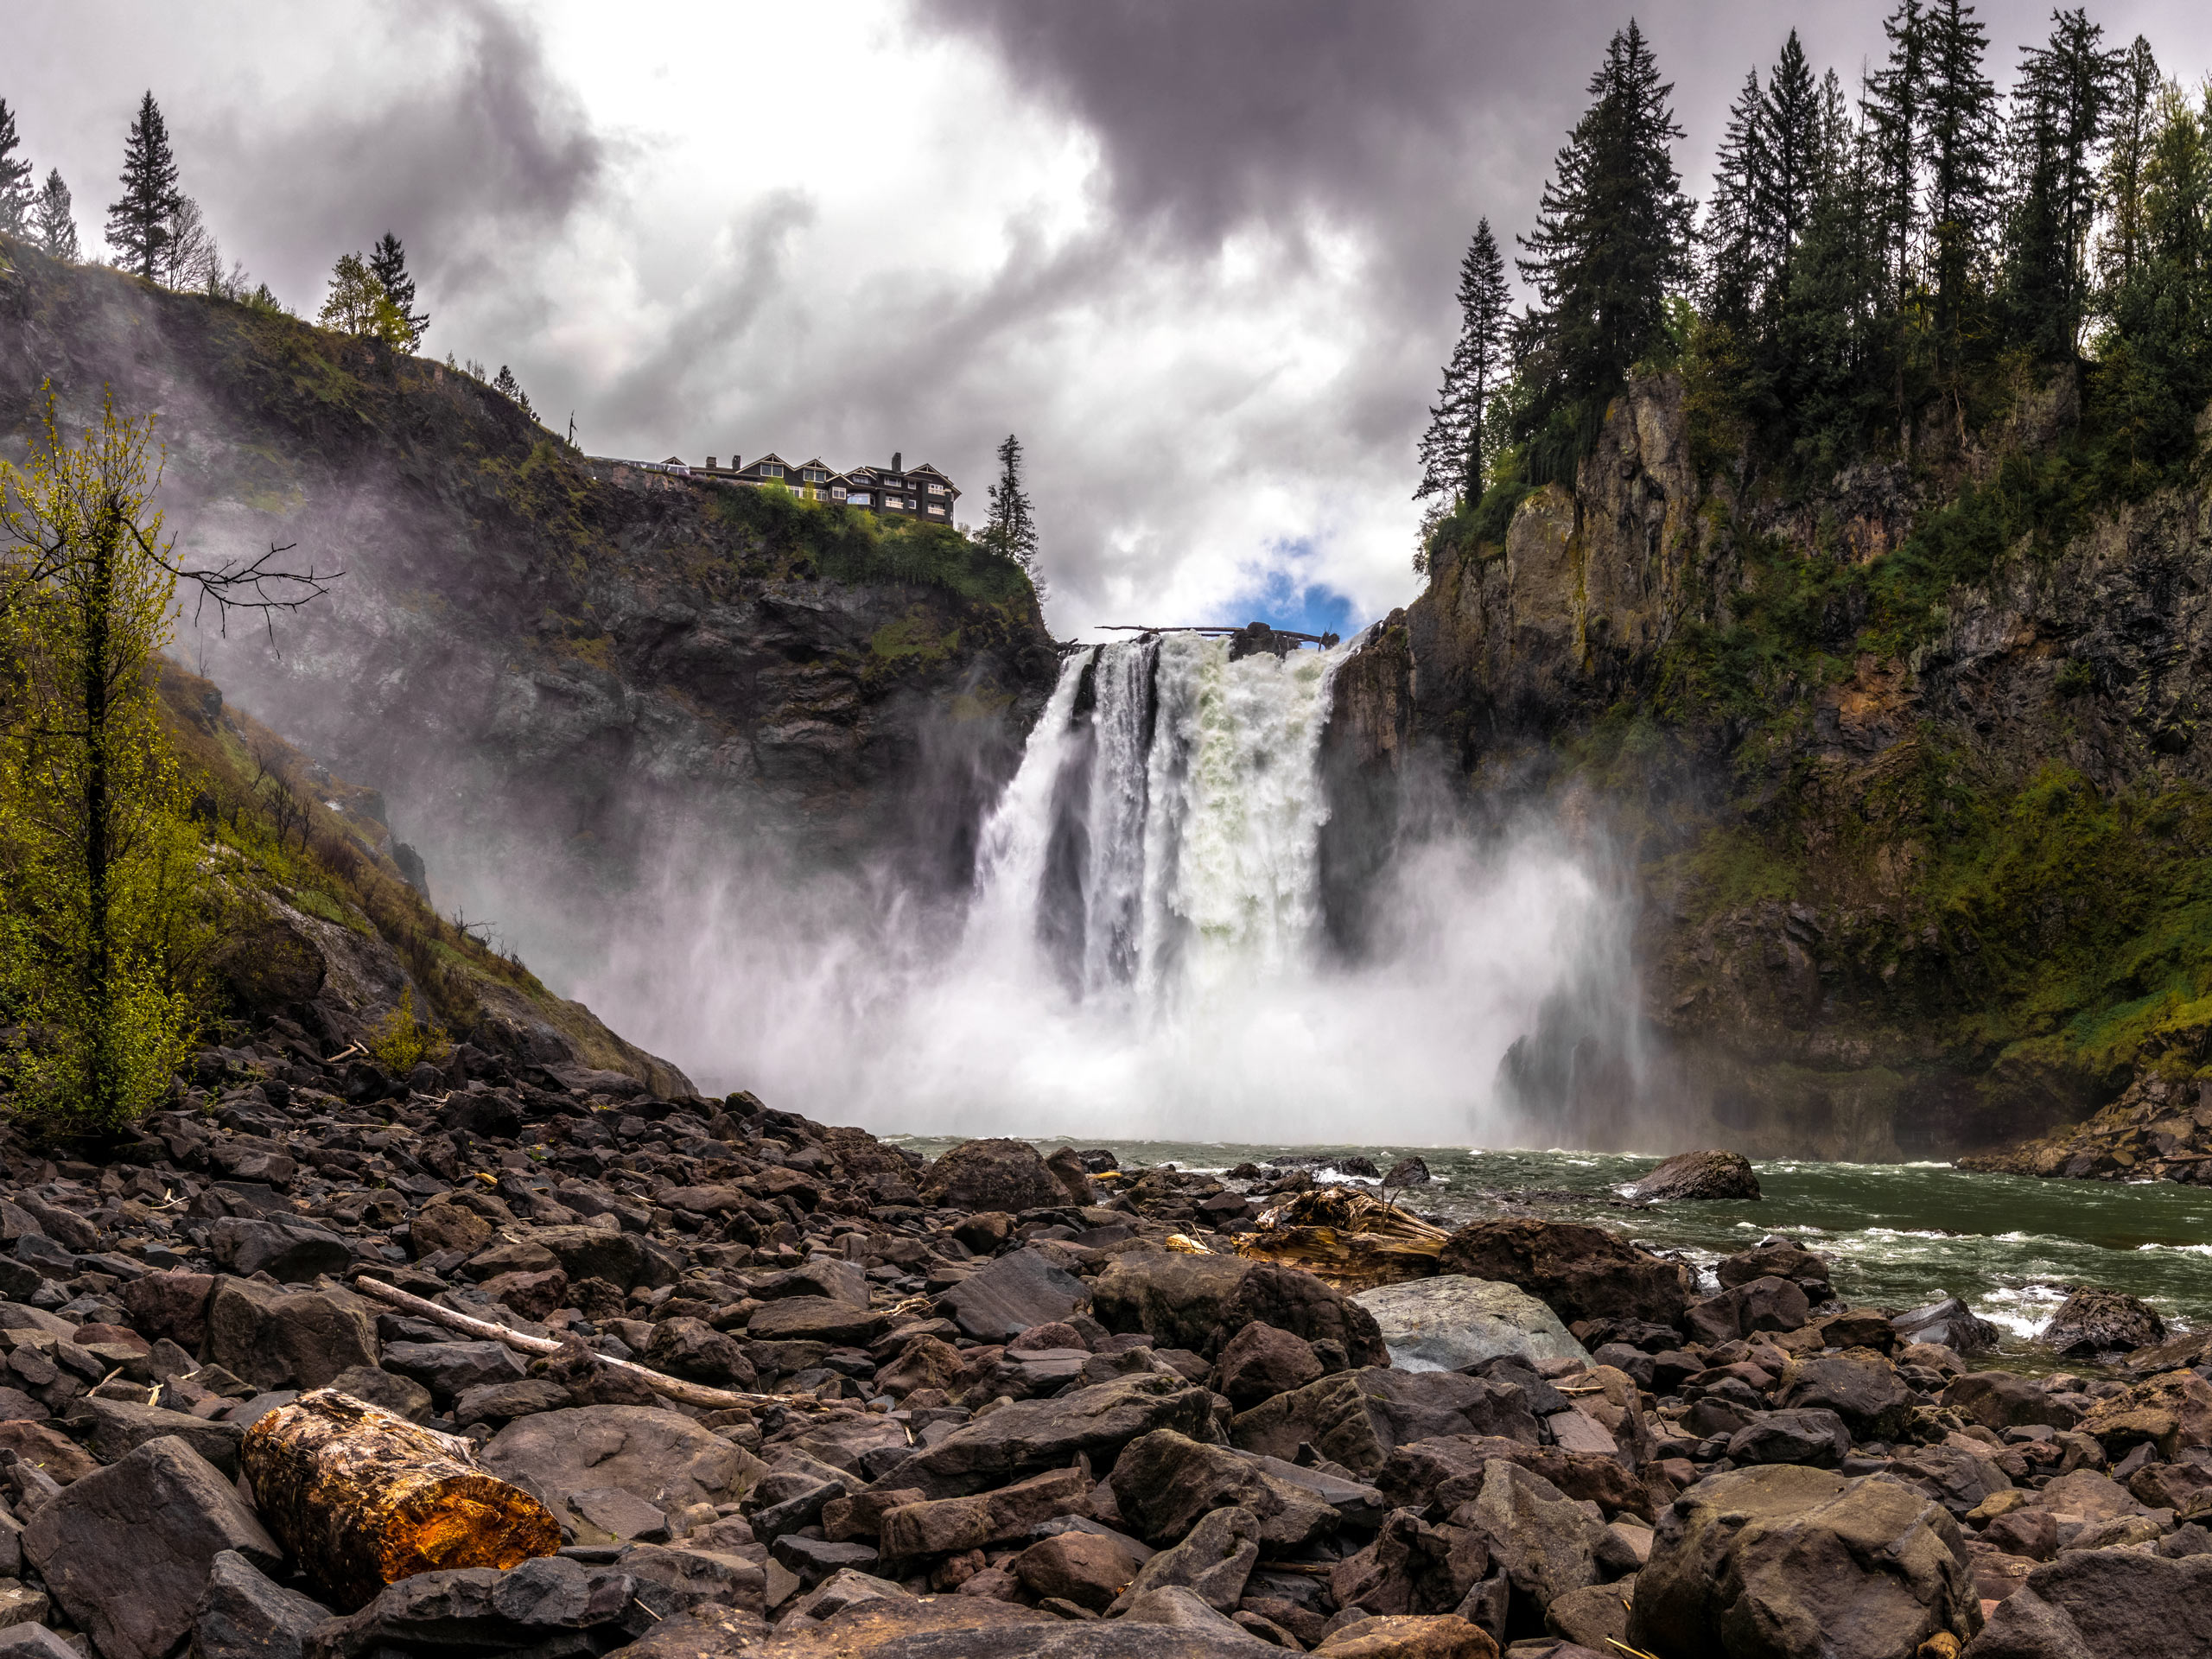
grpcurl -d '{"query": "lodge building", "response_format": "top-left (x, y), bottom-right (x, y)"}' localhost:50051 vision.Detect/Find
top-left (680, 449), bottom-right (959, 522)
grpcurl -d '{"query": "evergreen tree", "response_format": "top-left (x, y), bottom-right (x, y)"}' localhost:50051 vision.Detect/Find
top-left (1516, 21), bottom-right (1692, 471)
top-left (981, 434), bottom-right (1042, 594)
top-left (367, 232), bottom-right (428, 350)
top-left (2006, 7), bottom-right (2123, 359)
top-left (0, 99), bottom-right (31, 238)
top-left (2099, 35), bottom-right (2160, 290)
top-left (30, 169), bottom-right (75, 262)
top-left (105, 92), bottom-right (181, 280)
top-left (489, 365), bottom-right (535, 420)
top-left (1863, 0), bottom-right (1928, 314)
top-left (1701, 69), bottom-right (1768, 327)
top-left (1758, 30), bottom-right (1822, 304)
top-left (1415, 219), bottom-right (1513, 506)
top-left (1921, 0), bottom-right (1998, 370)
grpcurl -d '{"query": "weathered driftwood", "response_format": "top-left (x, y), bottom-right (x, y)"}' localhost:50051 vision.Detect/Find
top-left (348, 1274), bottom-right (826, 1412)
top-left (1233, 1185), bottom-right (1449, 1290)
top-left (242, 1388), bottom-right (560, 1608)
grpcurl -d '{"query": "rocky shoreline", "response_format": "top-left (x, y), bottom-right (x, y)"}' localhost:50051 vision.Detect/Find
top-left (0, 1039), bottom-right (2199, 1657)
top-left (1959, 1073), bottom-right (2212, 1186)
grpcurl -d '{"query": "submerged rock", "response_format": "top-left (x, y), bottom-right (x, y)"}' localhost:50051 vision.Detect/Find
top-left (1623, 1149), bottom-right (1762, 1202)
top-left (1351, 1275), bottom-right (1591, 1372)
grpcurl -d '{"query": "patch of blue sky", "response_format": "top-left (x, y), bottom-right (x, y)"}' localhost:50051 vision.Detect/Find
top-left (1224, 543), bottom-right (1362, 639)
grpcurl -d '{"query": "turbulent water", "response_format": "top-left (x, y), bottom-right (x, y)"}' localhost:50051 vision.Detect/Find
top-left (897, 1139), bottom-right (2212, 1358)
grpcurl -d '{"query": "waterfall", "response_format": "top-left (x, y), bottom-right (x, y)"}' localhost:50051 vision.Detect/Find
top-left (970, 633), bottom-right (1347, 1009)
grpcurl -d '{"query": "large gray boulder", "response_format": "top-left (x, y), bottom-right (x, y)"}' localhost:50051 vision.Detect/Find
top-left (1231, 1367), bottom-right (1541, 1478)
top-left (1351, 1275), bottom-right (1591, 1372)
top-left (25, 1437), bottom-right (281, 1659)
top-left (1627, 1465), bottom-right (1980, 1659)
top-left (1108, 1507), bottom-right (1261, 1615)
top-left (193, 1549), bottom-right (331, 1659)
top-left (481, 1406), bottom-right (760, 1532)
top-left (208, 1217), bottom-right (353, 1282)
top-left (938, 1248), bottom-right (1087, 1342)
top-left (1106, 1430), bottom-right (1338, 1549)
top-left (2042, 1287), bottom-right (2166, 1360)
top-left (1437, 1219), bottom-right (1693, 1328)
top-left (1624, 1150), bottom-right (1762, 1201)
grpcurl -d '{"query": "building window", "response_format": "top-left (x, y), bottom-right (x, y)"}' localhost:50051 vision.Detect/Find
top-left (802, 467), bottom-right (827, 482)
top-left (758, 462), bottom-right (784, 478)
top-left (927, 483), bottom-right (946, 496)
top-left (849, 493), bottom-right (871, 506)
top-left (928, 505), bottom-right (947, 517)
top-left (831, 486), bottom-right (848, 501)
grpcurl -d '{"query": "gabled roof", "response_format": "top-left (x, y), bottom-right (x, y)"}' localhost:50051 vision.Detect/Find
top-left (742, 452), bottom-right (789, 470)
top-left (793, 456), bottom-right (832, 473)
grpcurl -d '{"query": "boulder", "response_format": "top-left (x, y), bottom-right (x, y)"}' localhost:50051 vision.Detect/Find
top-left (1378, 1434), bottom-right (1653, 1523)
top-left (1043, 1148), bottom-right (1100, 1207)
top-left (119, 1271), bottom-right (216, 1349)
top-left (205, 1279), bottom-right (378, 1392)
top-left (325, 1364), bottom-right (435, 1422)
top-left (1723, 1408), bottom-right (1852, 1469)
top-left (1436, 1220), bottom-right (1692, 1328)
top-left (1316, 1614), bottom-right (1498, 1657)
top-left (1107, 1430), bottom-right (1338, 1548)
top-left (1351, 1276), bottom-right (1592, 1373)
top-left (193, 1548), bottom-right (331, 1659)
top-left (1623, 1150), bottom-right (1761, 1202)
top-left (1012, 1530), bottom-right (1145, 1611)
top-left (526, 1226), bottom-right (665, 1293)
top-left (380, 1340), bottom-right (527, 1401)
top-left (78, 1396), bottom-right (246, 1477)
top-left (1773, 1351), bottom-right (1916, 1440)
top-left (1964, 1547), bottom-right (2212, 1658)
top-left (408, 1199), bottom-right (495, 1259)
top-left (1328, 1505), bottom-right (1492, 1620)
top-left (1091, 1253), bottom-right (1387, 1363)
top-left (1713, 1237), bottom-right (1832, 1300)
top-left (646, 1319), bottom-right (758, 1390)
top-left (1211, 1321), bottom-right (1324, 1409)
top-left (1452, 1460), bottom-right (1601, 1624)
top-left (887, 1374), bottom-right (1216, 1499)
top-left (2042, 1287), bottom-right (2167, 1359)
top-left (1109, 1506), bottom-right (1261, 1615)
top-left (306, 1556), bottom-right (647, 1658)
top-left (1627, 1465), bottom-right (1979, 1659)
top-left (1892, 1297), bottom-right (2000, 1356)
top-left (24, 1437), bottom-right (281, 1659)
top-left (939, 1249), bottom-right (1087, 1343)
top-left (920, 1140), bottom-right (1065, 1214)
top-left (482, 1406), bottom-right (759, 1529)
top-left (1685, 1276), bottom-right (1813, 1344)
top-left (207, 1217), bottom-right (353, 1283)
top-left (1232, 1368), bottom-right (1541, 1478)
top-left (0, 1420), bottom-right (99, 1484)
top-left (876, 1466), bottom-right (1091, 1560)
top-left (1943, 1372), bottom-right (2083, 1433)
top-left (746, 1297), bottom-right (882, 1346)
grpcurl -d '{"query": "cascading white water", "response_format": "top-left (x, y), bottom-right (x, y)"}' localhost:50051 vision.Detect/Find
top-left (562, 630), bottom-right (1637, 1146)
top-left (974, 633), bottom-right (1345, 1008)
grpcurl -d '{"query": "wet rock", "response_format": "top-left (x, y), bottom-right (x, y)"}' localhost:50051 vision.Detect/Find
top-left (1623, 1150), bottom-right (1761, 1202)
top-left (890, 1373), bottom-right (1216, 1499)
top-left (207, 1217), bottom-right (352, 1283)
top-left (1892, 1297), bottom-right (2000, 1356)
top-left (1436, 1220), bottom-right (1692, 1328)
top-left (1683, 1276), bottom-right (1811, 1344)
top-left (482, 1406), bottom-right (759, 1529)
top-left (2043, 1287), bottom-right (2167, 1360)
top-left (1715, 1236), bottom-right (1833, 1300)
top-left (1966, 1547), bottom-right (2212, 1658)
top-left (1043, 1148), bottom-right (1100, 1207)
top-left (1384, 1158), bottom-right (1433, 1187)
top-left (1109, 1505), bottom-right (1262, 1615)
top-left (205, 1279), bottom-right (378, 1393)
top-left (1090, 1252), bottom-right (1388, 1363)
top-left (192, 1548), bottom-right (331, 1659)
top-left (1774, 1351), bottom-right (1916, 1441)
top-left (1210, 1320), bottom-right (1325, 1409)
top-left (1232, 1368), bottom-right (1541, 1478)
top-left (25, 1436), bottom-right (281, 1659)
top-left (1108, 1430), bottom-right (1339, 1549)
top-left (1627, 1465), bottom-right (1979, 1659)
top-left (920, 1140), bottom-right (1066, 1214)
top-left (1351, 1275), bottom-right (1592, 1373)
top-left (938, 1248), bottom-right (1087, 1342)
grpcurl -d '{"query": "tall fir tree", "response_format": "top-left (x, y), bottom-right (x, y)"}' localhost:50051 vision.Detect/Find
top-left (981, 434), bottom-right (1043, 594)
top-left (1921, 0), bottom-right (1999, 371)
top-left (1415, 219), bottom-right (1513, 506)
top-left (31, 169), bottom-right (77, 261)
top-left (1516, 20), bottom-right (1692, 469)
top-left (105, 92), bottom-right (181, 280)
top-left (0, 99), bottom-right (31, 237)
top-left (368, 232), bottom-right (429, 350)
top-left (1864, 0), bottom-right (1928, 315)
top-left (1701, 69), bottom-right (1768, 327)
top-left (2098, 36), bottom-right (2160, 290)
top-left (1758, 30), bottom-right (1823, 305)
top-left (2006, 7), bottom-right (2123, 359)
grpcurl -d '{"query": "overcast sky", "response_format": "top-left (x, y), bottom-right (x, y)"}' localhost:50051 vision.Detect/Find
top-left (12, 1), bottom-right (2212, 639)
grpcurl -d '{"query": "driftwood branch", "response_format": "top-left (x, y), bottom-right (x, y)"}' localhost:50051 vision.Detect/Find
top-left (350, 1274), bottom-right (830, 1413)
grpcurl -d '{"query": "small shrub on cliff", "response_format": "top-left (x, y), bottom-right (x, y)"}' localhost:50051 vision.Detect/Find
top-left (368, 986), bottom-right (450, 1074)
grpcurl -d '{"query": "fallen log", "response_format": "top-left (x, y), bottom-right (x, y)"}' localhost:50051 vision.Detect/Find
top-left (1233, 1185), bottom-right (1448, 1290)
top-left (349, 1274), bottom-right (830, 1412)
top-left (242, 1388), bottom-right (560, 1609)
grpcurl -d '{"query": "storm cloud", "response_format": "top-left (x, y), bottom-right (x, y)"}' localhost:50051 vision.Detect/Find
top-left (13, 1), bottom-right (2212, 636)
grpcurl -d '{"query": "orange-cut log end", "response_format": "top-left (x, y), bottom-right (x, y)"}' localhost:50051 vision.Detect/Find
top-left (380, 1474), bottom-right (562, 1581)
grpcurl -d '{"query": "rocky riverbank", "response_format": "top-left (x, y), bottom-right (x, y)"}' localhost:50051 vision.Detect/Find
top-left (0, 1042), bottom-right (2202, 1657)
top-left (1958, 1072), bottom-right (2212, 1186)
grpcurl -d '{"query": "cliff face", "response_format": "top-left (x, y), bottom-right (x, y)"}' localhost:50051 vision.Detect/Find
top-left (1335, 367), bottom-right (2212, 1160)
top-left (0, 247), bottom-right (1058, 990)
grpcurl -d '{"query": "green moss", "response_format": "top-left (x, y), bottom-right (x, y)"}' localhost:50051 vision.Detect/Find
top-left (289, 887), bottom-right (369, 933)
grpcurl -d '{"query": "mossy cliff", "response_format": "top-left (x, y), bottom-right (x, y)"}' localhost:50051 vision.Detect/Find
top-left (0, 242), bottom-right (1058, 923)
top-left (1336, 369), bottom-right (2212, 1160)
